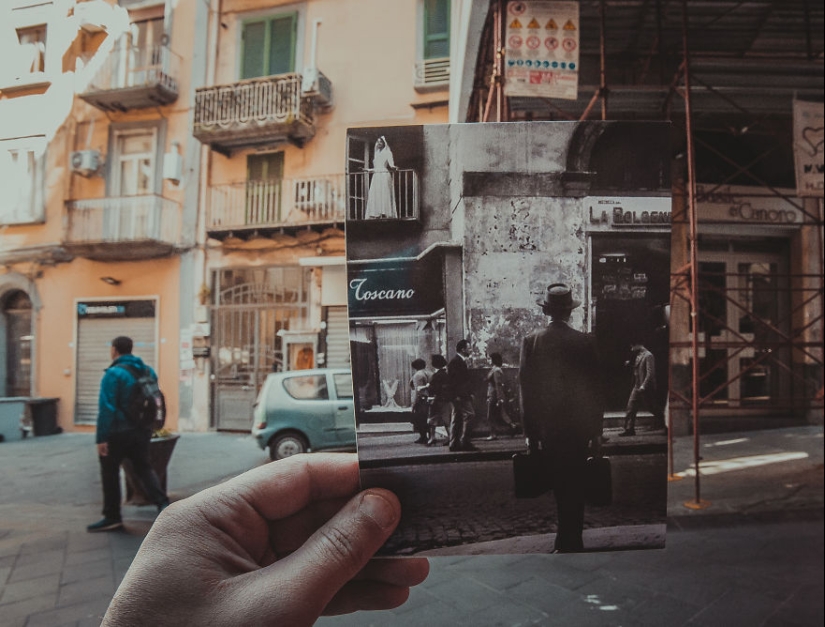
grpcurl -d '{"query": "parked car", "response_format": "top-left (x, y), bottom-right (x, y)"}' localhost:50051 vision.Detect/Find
top-left (252, 368), bottom-right (357, 461)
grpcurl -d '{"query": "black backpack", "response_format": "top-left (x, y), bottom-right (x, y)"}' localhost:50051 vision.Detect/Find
top-left (117, 364), bottom-right (167, 431)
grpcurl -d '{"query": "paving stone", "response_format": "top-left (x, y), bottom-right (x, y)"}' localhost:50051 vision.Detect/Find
top-left (19, 534), bottom-right (69, 555)
top-left (0, 553), bottom-right (17, 569)
top-left (58, 574), bottom-right (115, 608)
top-left (25, 597), bottom-right (110, 627)
top-left (60, 559), bottom-right (114, 586)
top-left (504, 575), bottom-right (579, 615)
top-left (66, 532), bottom-right (110, 554)
top-left (8, 553), bottom-right (65, 583)
top-left (0, 593), bottom-right (57, 627)
top-left (0, 573), bottom-right (60, 605)
top-left (422, 573), bottom-right (507, 615)
top-left (0, 565), bottom-right (11, 586)
top-left (13, 548), bottom-right (65, 569)
top-left (65, 547), bottom-right (112, 568)
top-left (762, 584), bottom-right (824, 627)
top-left (685, 587), bottom-right (785, 627)
top-left (629, 592), bottom-right (703, 627)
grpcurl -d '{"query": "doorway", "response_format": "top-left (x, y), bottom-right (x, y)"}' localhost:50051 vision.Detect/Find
top-left (697, 244), bottom-right (791, 409)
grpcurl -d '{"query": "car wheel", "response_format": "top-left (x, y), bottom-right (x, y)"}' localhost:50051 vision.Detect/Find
top-left (269, 432), bottom-right (308, 461)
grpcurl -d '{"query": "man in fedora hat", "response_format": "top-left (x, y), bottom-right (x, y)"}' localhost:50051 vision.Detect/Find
top-left (519, 283), bottom-right (604, 552)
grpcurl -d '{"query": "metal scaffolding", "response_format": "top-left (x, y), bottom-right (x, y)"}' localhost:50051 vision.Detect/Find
top-left (469, 0), bottom-right (824, 507)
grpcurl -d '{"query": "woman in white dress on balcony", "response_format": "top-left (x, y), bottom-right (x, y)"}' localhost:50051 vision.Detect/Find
top-left (364, 136), bottom-right (398, 219)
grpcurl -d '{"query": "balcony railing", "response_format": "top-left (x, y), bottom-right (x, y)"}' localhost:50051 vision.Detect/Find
top-left (65, 195), bottom-right (183, 260)
top-left (79, 45), bottom-right (180, 111)
top-left (208, 174), bottom-right (346, 233)
top-left (347, 169), bottom-right (420, 222)
top-left (194, 74), bottom-right (316, 153)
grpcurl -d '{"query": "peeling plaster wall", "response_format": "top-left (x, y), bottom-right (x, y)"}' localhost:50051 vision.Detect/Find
top-left (445, 122), bottom-right (587, 368)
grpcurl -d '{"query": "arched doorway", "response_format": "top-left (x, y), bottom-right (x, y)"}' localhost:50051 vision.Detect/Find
top-left (2, 290), bottom-right (33, 397)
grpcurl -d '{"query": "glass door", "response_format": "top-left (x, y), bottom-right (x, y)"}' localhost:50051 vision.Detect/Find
top-left (697, 248), bottom-right (789, 408)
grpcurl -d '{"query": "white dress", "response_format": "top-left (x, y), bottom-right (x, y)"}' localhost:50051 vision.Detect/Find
top-left (364, 147), bottom-right (397, 219)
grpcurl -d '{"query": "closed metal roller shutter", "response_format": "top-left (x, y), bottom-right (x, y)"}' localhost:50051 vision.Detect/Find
top-left (324, 306), bottom-right (350, 369)
top-left (75, 317), bottom-right (157, 424)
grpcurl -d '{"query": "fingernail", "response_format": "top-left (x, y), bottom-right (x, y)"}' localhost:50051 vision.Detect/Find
top-left (361, 492), bottom-right (397, 530)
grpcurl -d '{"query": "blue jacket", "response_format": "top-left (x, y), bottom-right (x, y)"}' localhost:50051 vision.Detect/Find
top-left (96, 354), bottom-right (157, 443)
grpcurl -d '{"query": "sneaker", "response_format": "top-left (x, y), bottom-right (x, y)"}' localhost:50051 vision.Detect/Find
top-left (485, 434), bottom-right (498, 441)
top-left (461, 442), bottom-right (479, 451)
top-left (87, 517), bottom-right (123, 533)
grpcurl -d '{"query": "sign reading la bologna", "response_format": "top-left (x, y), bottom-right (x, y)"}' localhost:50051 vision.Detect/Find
top-left (347, 257), bottom-right (444, 318)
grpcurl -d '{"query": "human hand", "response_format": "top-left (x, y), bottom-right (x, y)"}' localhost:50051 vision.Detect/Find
top-left (97, 442), bottom-right (108, 457)
top-left (103, 454), bottom-right (428, 626)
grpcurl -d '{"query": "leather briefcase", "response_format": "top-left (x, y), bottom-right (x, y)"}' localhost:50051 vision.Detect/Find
top-left (513, 450), bottom-right (552, 499)
top-left (584, 455), bottom-right (612, 506)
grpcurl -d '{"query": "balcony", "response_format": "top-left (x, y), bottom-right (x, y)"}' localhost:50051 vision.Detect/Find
top-left (78, 45), bottom-right (180, 112)
top-left (194, 74), bottom-right (318, 154)
top-left (346, 169), bottom-right (420, 222)
top-left (64, 195), bottom-right (184, 261)
top-left (207, 174), bottom-right (345, 239)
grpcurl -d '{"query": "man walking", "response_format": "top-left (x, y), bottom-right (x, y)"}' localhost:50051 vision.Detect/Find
top-left (448, 339), bottom-right (477, 452)
top-left (87, 336), bottom-right (169, 532)
top-left (519, 284), bottom-right (603, 552)
top-left (620, 342), bottom-right (665, 436)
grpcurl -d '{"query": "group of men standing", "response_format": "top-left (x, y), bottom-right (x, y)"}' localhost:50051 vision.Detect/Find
top-left (409, 339), bottom-right (480, 452)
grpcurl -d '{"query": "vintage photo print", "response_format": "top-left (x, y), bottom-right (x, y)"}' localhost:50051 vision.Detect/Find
top-left (346, 121), bottom-right (672, 556)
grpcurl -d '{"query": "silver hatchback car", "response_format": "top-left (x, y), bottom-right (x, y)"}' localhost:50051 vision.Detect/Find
top-left (252, 368), bottom-right (357, 460)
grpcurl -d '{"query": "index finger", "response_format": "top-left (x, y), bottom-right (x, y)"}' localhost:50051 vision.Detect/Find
top-left (195, 453), bottom-right (361, 522)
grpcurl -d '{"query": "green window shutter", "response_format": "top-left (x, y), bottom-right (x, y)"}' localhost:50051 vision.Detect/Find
top-left (424, 0), bottom-right (450, 59)
top-left (247, 153), bottom-right (284, 181)
top-left (241, 20), bottom-right (267, 79)
top-left (269, 14), bottom-right (297, 75)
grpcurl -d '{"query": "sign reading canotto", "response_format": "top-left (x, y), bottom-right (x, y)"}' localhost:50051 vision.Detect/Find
top-left (696, 185), bottom-right (806, 225)
top-left (586, 197), bottom-right (672, 230)
top-left (347, 254), bottom-right (444, 318)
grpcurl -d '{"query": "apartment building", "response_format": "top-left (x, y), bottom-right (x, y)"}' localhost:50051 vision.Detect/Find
top-left (0, 0), bottom-right (198, 435)
top-left (189, 0), bottom-right (452, 430)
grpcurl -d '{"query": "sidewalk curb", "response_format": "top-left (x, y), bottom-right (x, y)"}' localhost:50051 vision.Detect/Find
top-left (359, 441), bottom-right (667, 468)
top-left (666, 506), bottom-right (824, 530)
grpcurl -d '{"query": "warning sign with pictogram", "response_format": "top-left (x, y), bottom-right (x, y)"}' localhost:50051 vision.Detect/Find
top-left (505, 1), bottom-right (579, 99)
top-left (509, 1), bottom-right (527, 16)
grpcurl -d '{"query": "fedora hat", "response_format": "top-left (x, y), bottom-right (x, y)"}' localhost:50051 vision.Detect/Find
top-left (537, 283), bottom-right (581, 310)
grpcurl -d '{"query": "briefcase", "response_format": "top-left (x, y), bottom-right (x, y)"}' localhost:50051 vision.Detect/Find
top-left (513, 451), bottom-right (552, 499)
top-left (584, 456), bottom-right (612, 506)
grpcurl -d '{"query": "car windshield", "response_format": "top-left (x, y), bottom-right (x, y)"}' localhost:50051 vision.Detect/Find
top-left (282, 374), bottom-right (329, 400)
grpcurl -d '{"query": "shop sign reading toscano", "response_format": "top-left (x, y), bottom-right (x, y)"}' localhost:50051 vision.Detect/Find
top-left (347, 258), bottom-right (444, 318)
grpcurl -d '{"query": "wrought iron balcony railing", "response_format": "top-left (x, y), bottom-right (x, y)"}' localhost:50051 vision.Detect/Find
top-left (65, 195), bottom-right (183, 260)
top-left (79, 44), bottom-right (180, 111)
top-left (194, 74), bottom-right (317, 153)
top-left (346, 169), bottom-right (420, 222)
top-left (208, 174), bottom-right (346, 232)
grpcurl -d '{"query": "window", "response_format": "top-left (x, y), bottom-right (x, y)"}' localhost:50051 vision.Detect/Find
top-left (241, 13), bottom-right (297, 79)
top-left (3, 290), bottom-right (33, 398)
top-left (16, 25), bottom-right (46, 75)
top-left (423, 0), bottom-right (450, 60)
top-left (112, 128), bottom-right (158, 196)
top-left (283, 374), bottom-right (329, 400)
top-left (334, 373), bottom-right (354, 399)
top-left (0, 137), bottom-right (46, 225)
top-left (415, 0), bottom-right (450, 90)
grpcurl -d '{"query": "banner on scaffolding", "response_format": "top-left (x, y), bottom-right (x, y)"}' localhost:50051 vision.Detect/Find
top-left (792, 99), bottom-right (824, 197)
top-left (503, 1), bottom-right (579, 100)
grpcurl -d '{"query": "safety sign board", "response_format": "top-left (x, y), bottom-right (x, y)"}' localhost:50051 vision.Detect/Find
top-left (505, 1), bottom-right (580, 100)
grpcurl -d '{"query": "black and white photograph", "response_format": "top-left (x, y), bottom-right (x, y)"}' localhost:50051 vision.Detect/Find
top-left (346, 121), bottom-right (673, 556)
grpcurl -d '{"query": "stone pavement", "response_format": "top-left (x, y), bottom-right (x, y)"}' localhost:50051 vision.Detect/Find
top-left (0, 426), bottom-right (822, 626)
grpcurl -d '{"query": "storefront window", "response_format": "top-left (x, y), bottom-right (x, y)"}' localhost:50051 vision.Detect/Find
top-left (591, 235), bottom-right (670, 411)
top-left (3, 290), bottom-right (32, 397)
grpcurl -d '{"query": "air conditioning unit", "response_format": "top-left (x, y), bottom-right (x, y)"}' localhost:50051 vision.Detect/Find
top-left (414, 57), bottom-right (450, 91)
top-left (70, 150), bottom-right (101, 177)
top-left (301, 67), bottom-right (333, 108)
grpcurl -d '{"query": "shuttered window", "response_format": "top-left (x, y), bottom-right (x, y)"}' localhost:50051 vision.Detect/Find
top-left (241, 13), bottom-right (297, 79)
top-left (423, 0), bottom-right (450, 59)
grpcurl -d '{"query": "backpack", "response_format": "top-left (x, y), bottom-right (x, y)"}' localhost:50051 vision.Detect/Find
top-left (117, 364), bottom-right (166, 431)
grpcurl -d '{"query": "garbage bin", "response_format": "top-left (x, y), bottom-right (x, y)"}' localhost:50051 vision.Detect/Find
top-left (27, 398), bottom-right (61, 436)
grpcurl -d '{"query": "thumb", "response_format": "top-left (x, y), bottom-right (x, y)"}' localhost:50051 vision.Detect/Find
top-left (283, 488), bottom-right (400, 614)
